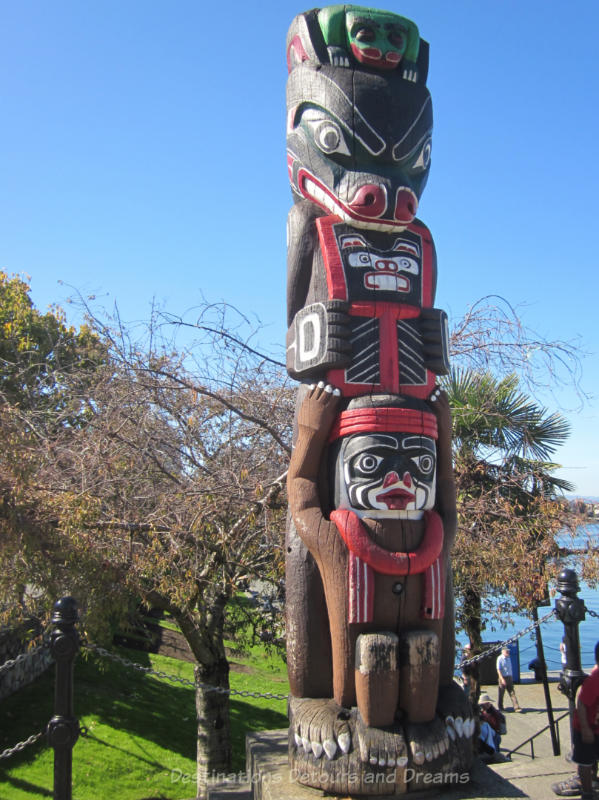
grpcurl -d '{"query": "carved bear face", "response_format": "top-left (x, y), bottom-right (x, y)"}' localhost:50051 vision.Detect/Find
top-left (287, 65), bottom-right (432, 231)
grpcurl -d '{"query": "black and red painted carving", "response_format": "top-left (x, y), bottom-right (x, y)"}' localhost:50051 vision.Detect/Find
top-left (284, 6), bottom-right (473, 794)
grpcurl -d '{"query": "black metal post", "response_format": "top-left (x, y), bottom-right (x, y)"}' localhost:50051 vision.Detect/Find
top-left (531, 605), bottom-right (560, 755)
top-left (554, 569), bottom-right (587, 749)
top-left (47, 597), bottom-right (80, 800)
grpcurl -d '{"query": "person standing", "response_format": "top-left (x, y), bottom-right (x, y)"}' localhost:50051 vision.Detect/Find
top-left (552, 641), bottom-right (599, 799)
top-left (496, 647), bottom-right (522, 712)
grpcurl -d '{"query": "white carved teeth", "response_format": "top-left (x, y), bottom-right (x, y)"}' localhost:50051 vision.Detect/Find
top-left (425, 749), bottom-right (434, 762)
top-left (311, 741), bottom-right (323, 758)
top-left (369, 755), bottom-right (378, 766)
top-left (387, 757), bottom-right (395, 768)
top-left (432, 740), bottom-right (440, 759)
top-left (338, 732), bottom-right (351, 754)
top-left (397, 755), bottom-right (408, 768)
top-left (301, 737), bottom-right (310, 751)
top-left (303, 178), bottom-right (403, 233)
top-left (411, 745), bottom-right (425, 766)
top-left (445, 716), bottom-right (456, 740)
top-left (323, 739), bottom-right (337, 760)
top-left (455, 717), bottom-right (464, 737)
top-left (294, 732), bottom-right (302, 748)
top-left (466, 718), bottom-right (474, 737)
top-left (378, 757), bottom-right (386, 767)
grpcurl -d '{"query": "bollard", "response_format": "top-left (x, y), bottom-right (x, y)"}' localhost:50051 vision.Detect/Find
top-left (47, 597), bottom-right (80, 800)
top-left (532, 606), bottom-right (560, 755)
top-left (554, 569), bottom-right (587, 748)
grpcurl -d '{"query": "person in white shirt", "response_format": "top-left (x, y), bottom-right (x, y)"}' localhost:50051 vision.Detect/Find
top-left (496, 647), bottom-right (522, 712)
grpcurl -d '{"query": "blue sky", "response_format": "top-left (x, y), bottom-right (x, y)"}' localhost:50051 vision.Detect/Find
top-left (1, 0), bottom-right (598, 495)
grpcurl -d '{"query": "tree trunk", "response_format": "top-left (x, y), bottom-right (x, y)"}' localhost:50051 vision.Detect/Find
top-left (463, 588), bottom-right (483, 650)
top-left (195, 658), bottom-right (231, 798)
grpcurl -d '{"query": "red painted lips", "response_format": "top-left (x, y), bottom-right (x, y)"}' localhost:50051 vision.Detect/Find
top-left (374, 487), bottom-right (416, 510)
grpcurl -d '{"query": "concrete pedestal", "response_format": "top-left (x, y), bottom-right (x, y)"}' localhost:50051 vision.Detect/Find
top-left (243, 730), bottom-right (446, 800)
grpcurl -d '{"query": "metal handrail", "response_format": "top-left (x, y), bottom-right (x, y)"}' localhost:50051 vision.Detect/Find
top-left (504, 710), bottom-right (570, 760)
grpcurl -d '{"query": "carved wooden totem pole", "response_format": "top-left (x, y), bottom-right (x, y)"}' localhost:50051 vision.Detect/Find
top-left (284, 6), bottom-right (473, 795)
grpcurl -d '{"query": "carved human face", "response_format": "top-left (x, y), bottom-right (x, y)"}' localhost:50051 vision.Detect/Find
top-left (337, 432), bottom-right (436, 517)
top-left (346, 10), bottom-right (408, 70)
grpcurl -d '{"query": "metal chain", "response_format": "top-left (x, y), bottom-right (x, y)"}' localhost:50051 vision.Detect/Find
top-left (0, 642), bottom-right (50, 675)
top-left (585, 605), bottom-right (599, 619)
top-left (0, 730), bottom-right (46, 760)
top-left (458, 608), bottom-right (558, 668)
top-left (83, 643), bottom-right (288, 701)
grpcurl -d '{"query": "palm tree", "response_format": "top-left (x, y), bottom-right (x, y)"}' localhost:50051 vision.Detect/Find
top-left (442, 368), bottom-right (574, 648)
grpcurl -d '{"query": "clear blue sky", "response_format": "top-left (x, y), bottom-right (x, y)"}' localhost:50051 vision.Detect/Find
top-left (1, 0), bottom-right (597, 495)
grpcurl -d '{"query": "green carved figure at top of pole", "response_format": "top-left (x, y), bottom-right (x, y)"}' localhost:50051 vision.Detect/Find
top-left (317, 5), bottom-right (420, 73)
top-left (286, 4), bottom-right (426, 83)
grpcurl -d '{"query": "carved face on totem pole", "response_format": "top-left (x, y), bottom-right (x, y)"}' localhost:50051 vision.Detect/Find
top-left (329, 398), bottom-right (438, 518)
top-left (286, 5), bottom-right (432, 231)
top-left (287, 68), bottom-right (432, 230)
top-left (317, 5), bottom-right (420, 73)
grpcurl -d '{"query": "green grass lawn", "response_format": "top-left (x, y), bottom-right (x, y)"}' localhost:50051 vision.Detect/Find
top-left (0, 639), bottom-right (288, 800)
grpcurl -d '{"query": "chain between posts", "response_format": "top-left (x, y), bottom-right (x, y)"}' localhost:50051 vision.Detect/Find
top-left (83, 643), bottom-right (289, 701)
top-left (585, 605), bottom-right (599, 619)
top-left (0, 730), bottom-right (46, 760)
top-left (0, 723), bottom-right (88, 763)
top-left (458, 608), bottom-right (558, 668)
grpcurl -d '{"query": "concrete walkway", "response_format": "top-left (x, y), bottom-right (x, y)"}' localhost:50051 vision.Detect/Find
top-left (461, 678), bottom-right (576, 800)
top-left (208, 678), bottom-right (582, 800)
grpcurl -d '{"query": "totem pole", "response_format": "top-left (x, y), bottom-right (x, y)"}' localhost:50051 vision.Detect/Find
top-left (284, 6), bottom-right (473, 795)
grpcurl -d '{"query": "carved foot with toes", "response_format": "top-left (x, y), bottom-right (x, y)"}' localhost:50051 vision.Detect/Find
top-left (436, 681), bottom-right (475, 768)
top-left (406, 717), bottom-right (450, 767)
top-left (355, 711), bottom-right (408, 769)
top-left (289, 696), bottom-right (351, 760)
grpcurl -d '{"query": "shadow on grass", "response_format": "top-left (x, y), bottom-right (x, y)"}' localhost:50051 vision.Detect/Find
top-left (0, 645), bottom-right (288, 773)
top-left (0, 773), bottom-right (52, 797)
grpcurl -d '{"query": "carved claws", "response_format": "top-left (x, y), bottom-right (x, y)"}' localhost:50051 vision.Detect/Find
top-left (290, 697), bottom-right (351, 761)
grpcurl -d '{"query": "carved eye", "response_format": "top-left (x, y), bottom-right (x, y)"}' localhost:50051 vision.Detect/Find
top-left (388, 30), bottom-right (405, 48)
top-left (412, 454), bottom-right (434, 474)
top-left (399, 257), bottom-right (418, 272)
top-left (355, 26), bottom-right (375, 42)
top-left (412, 139), bottom-right (432, 172)
top-left (359, 253), bottom-right (371, 264)
top-left (355, 454), bottom-right (382, 474)
top-left (313, 120), bottom-right (350, 156)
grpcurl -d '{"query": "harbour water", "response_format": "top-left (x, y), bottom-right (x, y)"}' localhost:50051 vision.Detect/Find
top-left (455, 523), bottom-right (599, 674)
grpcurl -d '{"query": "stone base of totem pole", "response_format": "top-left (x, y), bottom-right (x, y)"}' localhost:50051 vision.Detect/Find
top-left (246, 729), bottom-right (472, 799)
